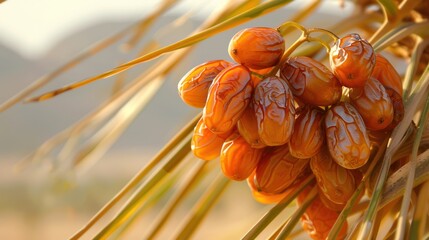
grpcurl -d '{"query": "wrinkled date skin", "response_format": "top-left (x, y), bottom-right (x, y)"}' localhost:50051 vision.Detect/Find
top-left (384, 86), bottom-right (405, 131)
top-left (371, 53), bottom-right (403, 96)
top-left (178, 60), bottom-right (232, 108)
top-left (253, 76), bottom-right (295, 146)
top-left (191, 118), bottom-right (231, 161)
top-left (330, 33), bottom-right (376, 88)
top-left (310, 148), bottom-right (356, 205)
top-left (255, 146), bottom-right (309, 194)
top-left (298, 188), bottom-right (348, 240)
top-left (349, 77), bottom-right (394, 131)
top-left (237, 104), bottom-right (266, 149)
top-left (325, 102), bottom-right (371, 169)
top-left (220, 134), bottom-right (263, 181)
top-left (203, 65), bottom-right (253, 134)
top-left (228, 27), bottom-right (285, 70)
top-left (247, 172), bottom-right (304, 204)
top-left (289, 107), bottom-right (325, 159)
top-left (317, 189), bottom-right (345, 212)
top-left (280, 56), bottom-right (342, 106)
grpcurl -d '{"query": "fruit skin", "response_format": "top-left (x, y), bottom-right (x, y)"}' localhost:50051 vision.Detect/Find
top-left (191, 117), bottom-right (231, 161)
top-left (220, 134), bottom-right (263, 181)
top-left (280, 56), bottom-right (342, 106)
top-left (349, 77), bottom-right (394, 131)
top-left (310, 147), bottom-right (356, 206)
top-left (297, 187), bottom-right (348, 240)
top-left (247, 170), bottom-right (296, 204)
top-left (237, 104), bottom-right (266, 149)
top-left (253, 76), bottom-right (295, 146)
top-left (203, 65), bottom-right (253, 134)
top-left (384, 86), bottom-right (404, 131)
top-left (228, 27), bottom-right (285, 70)
top-left (325, 102), bottom-right (371, 169)
top-left (371, 53), bottom-right (403, 96)
top-left (255, 145), bottom-right (309, 194)
top-left (289, 107), bottom-right (325, 159)
top-left (330, 33), bottom-right (376, 88)
top-left (178, 60), bottom-right (232, 108)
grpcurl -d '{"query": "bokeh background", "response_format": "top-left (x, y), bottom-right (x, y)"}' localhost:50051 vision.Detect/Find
top-left (0, 1), bottom-right (389, 239)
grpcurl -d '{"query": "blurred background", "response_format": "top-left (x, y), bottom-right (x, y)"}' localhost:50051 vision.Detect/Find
top-left (0, 1), bottom-right (380, 239)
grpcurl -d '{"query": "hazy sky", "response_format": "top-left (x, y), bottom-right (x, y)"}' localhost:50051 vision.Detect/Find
top-left (0, 0), bottom-right (226, 59)
top-left (0, 0), bottom-right (348, 59)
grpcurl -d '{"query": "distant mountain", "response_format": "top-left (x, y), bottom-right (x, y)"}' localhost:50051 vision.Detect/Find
top-left (0, 16), bottom-right (205, 154)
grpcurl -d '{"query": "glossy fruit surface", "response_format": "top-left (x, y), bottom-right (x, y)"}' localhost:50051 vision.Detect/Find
top-left (220, 134), bottom-right (263, 181)
top-left (349, 77), bottom-right (394, 131)
top-left (253, 76), bottom-right (295, 146)
top-left (178, 60), bottom-right (232, 107)
top-left (203, 65), bottom-right (252, 134)
top-left (228, 27), bottom-right (285, 69)
top-left (237, 104), bottom-right (265, 149)
top-left (330, 33), bottom-right (376, 88)
top-left (280, 56), bottom-right (342, 106)
top-left (247, 171), bottom-right (294, 204)
top-left (298, 188), bottom-right (348, 240)
top-left (325, 102), bottom-right (371, 169)
top-left (191, 118), bottom-right (230, 160)
top-left (371, 53), bottom-right (403, 96)
top-left (255, 146), bottom-right (309, 194)
top-left (384, 86), bottom-right (404, 131)
top-left (317, 189), bottom-right (345, 212)
top-left (310, 148), bottom-right (356, 205)
top-left (289, 107), bottom-right (325, 158)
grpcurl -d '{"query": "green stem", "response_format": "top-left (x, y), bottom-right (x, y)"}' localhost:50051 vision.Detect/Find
top-left (274, 187), bottom-right (318, 240)
top-left (93, 136), bottom-right (192, 239)
top-left (277, 21), bottom-right (307, 35)
top-left (174, 173), bottom-right (230, 240)
top-left (145, 160), bottom-right (208, 239)
top-left (409, 180), bottom-right (429, 239)
top-left (370, 0), bottom-right (421, 44)
top-left (373, 21), bottom-right (429, 51)
top-left (69, 114), bottom-right (198, 239)
top-left (328, 138), bottom-right (389, 240)
top-left (395, 85), bottom-right (429, 239)
top-left (307, 27), bottom-right (339, 41)
top-left (268, 35), bottom-right (308, 76)
top-left (28, 0), bottom-right (293, 101)
top-left (358, 65), bottom-right (429, 239)
top-left (111, 172), bottom-right (178, 239)
top-left (403, 38), bottom-right (429, 101)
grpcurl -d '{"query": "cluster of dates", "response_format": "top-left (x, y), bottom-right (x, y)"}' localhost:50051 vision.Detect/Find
top-left (178, 27), bottom-right (403, 239)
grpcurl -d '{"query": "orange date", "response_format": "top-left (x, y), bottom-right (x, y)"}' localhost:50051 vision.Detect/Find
top-left (371, 53), bottom-right (403, 96)
top-left (237, 104), bottom-right (266, 149)
top-left (384, 86), bottom-right (404, 131)
top-left (203, 65), bottom-right (253, 134)
top-left (178, 60), bottom-right (232, 108)
top-left (330, 33), bottom-right (376, 88)
top-left (191, 117), bottom-right (230, 161)
top-left (255, 146), bottom-right (309, 194)
top-left (280, 56), bottom-right (342, 106)
top-left (298, 188), bottom-right (348, 240)
top-left (310, 147), bottom-right (356, 205)
top-left (325, 102), bottom-right (371, 169)
top-left (220, 134), bottom-right (263, 181)
top-left (253, 76), bottom-right (295, 146)
top-left (228, 27), bottom-right (285, 70)
top-left (289, 107), bottom-right (325, 158)
top-left (349, 77), bottom-right (394, 131)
